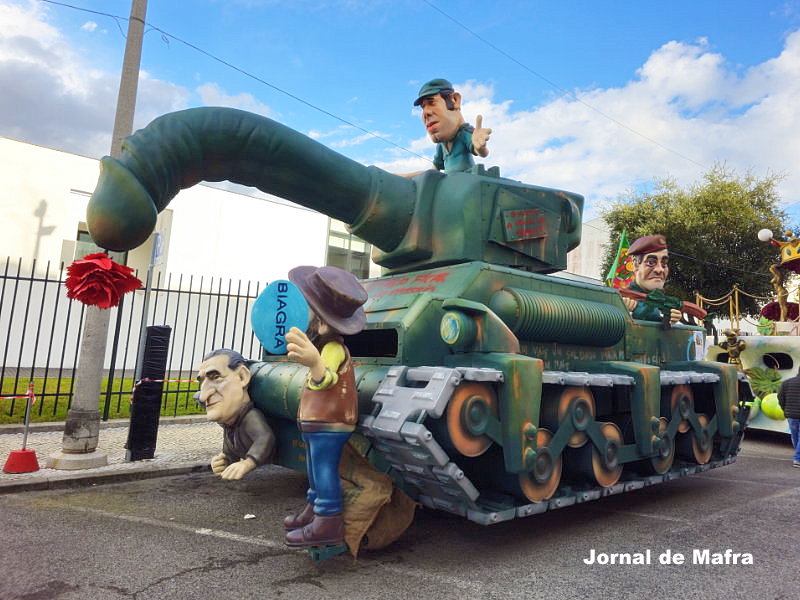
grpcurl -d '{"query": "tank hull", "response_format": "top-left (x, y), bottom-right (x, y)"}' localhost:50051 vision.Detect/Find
top-left (251, 263), bottom-right (748, 524)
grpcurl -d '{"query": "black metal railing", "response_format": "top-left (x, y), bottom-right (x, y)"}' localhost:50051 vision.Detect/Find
top-left (0, 257), bottom-right (263, 423)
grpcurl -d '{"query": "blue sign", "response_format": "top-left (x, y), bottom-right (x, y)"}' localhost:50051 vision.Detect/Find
top-left (251, 280), bottom-right (309, 354)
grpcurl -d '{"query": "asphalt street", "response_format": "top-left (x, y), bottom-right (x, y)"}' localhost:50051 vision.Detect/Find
top-left (0, 432), bottom-right (796, 600)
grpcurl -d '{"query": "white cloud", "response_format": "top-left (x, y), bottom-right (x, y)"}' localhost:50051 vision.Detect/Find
top-left (330, 131), bottom-right (390, 148)
top-left (196, 82), bottom-right (272, 117)
top-left (0, 0), bottom-right (188, 157)
top-left (80, 21), bottom-right (97, 32)
top-left (0, 1), bottom-right (269, 159)
top-left (307, 125), bottom-right (352, 139)
top-left (380, 32), bottom-right (800, 220)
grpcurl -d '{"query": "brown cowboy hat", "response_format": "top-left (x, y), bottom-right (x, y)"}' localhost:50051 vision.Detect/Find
top-left (288, 266), bottom-right (368, 335)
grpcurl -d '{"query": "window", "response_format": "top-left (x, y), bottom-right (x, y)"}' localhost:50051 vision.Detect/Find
top-left (75, 230), bottom-right (126, 263)
top-left (325, 219), bottom-right (371, 279)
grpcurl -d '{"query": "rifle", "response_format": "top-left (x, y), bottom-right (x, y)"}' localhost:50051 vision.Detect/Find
top-left (620, 288), bottom-right (707, 329)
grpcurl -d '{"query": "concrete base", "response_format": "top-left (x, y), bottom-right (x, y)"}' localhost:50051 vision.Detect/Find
top-left (46, 450), bottom-right (108, 470)
top-left (61, 408), bottom-right (102, 453)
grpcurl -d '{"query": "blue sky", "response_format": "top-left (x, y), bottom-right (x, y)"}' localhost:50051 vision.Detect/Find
top-left (3, 0), bottom-right (800, 224)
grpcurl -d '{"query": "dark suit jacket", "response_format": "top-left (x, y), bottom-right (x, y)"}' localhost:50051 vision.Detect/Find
top-left (221, 402), bottom-right (275, 465)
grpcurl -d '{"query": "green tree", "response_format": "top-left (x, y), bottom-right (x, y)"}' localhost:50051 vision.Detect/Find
top-left (600, 165), bottom-right (788, 317)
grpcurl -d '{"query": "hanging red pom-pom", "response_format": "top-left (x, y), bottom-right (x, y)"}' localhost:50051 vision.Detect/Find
top-left (65, 253), bottom-right (142, 309)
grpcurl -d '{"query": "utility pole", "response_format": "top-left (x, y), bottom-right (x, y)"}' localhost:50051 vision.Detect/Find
top-left (48, 0), bottom-right (148, 469)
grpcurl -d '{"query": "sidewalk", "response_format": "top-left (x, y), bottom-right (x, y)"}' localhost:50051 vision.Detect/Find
top-left (0, 416), bottom-right (220, 494)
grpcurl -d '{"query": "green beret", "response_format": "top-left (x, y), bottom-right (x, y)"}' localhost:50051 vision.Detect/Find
top-left (413, 78), bottom-right (455, 106)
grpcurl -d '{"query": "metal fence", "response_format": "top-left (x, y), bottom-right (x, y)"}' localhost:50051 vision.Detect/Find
top-left (0, 257), bottom-right (263, 421)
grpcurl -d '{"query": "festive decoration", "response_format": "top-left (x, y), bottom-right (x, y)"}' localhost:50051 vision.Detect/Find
top-left (759, 393), bottom-right (785, 421)
top-left (760, 301), bottom-right (799, 322)
top-left (758, 228), bottom-right (800, 273)
top-left (756, 316), bottom-right (776, 335)
top-left (758, 229), bottom-right (800, 321)
top-left (604, 230), bottom-right (634, 289)
top-left (65, 253), bottom-right (142, 309)
top-left (743, 367), bottom-right (783, 398)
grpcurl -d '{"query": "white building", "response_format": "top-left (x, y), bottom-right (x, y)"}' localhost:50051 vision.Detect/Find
top-left (566, 217), bottom-right (609, 281)
top-left (0, 136), bottom-right (343, 284)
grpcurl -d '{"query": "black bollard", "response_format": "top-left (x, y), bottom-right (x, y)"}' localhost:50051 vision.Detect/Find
top-left (126, 325), bottom-right (171, 461)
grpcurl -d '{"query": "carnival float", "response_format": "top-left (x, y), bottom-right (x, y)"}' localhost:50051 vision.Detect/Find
top-left (85, 106), bottom-right (750, 534)
top-left (703, 228), bottom-right (800, 435)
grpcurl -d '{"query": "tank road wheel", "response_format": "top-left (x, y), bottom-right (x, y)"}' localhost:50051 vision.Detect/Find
top-left (446, 382), bottom-right (498, 457)
top-left (592, 423), bottom-right (624, 487)
top-left (541, 386), bottom-right (596, 448)
top-left (649, 417), bottom-right (675, 474)
top-left (566, 422), bottom-right (624, 487)
top-left (677, 414), bottom-right (713, 464)
top-left (670, 384), bottom-right (693, 433)
top-left (518, 429), bottom-right (562, 502)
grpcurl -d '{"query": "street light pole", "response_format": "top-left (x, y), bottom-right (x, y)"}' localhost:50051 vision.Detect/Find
top-left (48, 0), bottom-right (149, 469)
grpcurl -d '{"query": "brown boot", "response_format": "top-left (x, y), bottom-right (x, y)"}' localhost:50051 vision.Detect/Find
top-left (285, 513), bottom-right (344, 547)
top-left (283, 503), bottom-right (315, 531)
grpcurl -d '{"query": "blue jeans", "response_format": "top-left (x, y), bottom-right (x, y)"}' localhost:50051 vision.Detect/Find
top-left (789, 418), bottom-right (800, 462)
top-left (302, 431), bottom-right (351, 515)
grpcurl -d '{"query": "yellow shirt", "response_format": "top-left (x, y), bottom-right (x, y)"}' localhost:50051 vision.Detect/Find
top-left (306, 341), bottom-right (345, 391)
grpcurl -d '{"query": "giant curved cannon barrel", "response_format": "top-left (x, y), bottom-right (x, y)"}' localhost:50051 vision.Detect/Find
top-left (88, 107), bottom-right (415, 256)
top-left (87, 107), bottom-right (749, 527)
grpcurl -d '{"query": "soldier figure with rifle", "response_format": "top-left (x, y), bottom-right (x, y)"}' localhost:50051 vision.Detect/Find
top-left (620, 235), bottom-right (705, 327)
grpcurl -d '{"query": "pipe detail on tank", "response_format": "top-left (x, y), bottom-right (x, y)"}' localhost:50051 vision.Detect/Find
top-left (489, 287), bottom-right (627, 347)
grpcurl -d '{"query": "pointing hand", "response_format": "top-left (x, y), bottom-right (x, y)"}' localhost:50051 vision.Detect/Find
top-left (472, 115), bottom-right (492, 158)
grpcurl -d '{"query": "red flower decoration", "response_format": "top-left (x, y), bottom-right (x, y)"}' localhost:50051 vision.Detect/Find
top-left (760, 301), bottom-right (800, 322)
top-left (65, 253), bottom-right (142, 309)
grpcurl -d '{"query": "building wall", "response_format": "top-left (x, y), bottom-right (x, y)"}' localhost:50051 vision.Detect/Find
top-left (1, 137), bottom-right (115, 272)
top-left (566, 217), bottom-right (610, 281)
top-left (0, 136), bottom-right (329, 284)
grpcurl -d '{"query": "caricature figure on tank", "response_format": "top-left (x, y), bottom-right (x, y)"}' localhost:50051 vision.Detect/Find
top-left (282, 265), bottom-right (368, 548)
top-left (404, 78), bottom-right (492, 176)
top-left (196, 348), bottom-right (275, 480)
top-left (622, 235), bottom-right (682, 325)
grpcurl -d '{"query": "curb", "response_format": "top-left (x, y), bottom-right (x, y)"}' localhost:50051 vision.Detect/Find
top-left (0, 415), bottom-right (208, 435)
top-left (0, 462), bottom-right (211, 494)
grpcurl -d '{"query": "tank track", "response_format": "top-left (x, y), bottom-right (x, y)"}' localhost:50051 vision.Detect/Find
top-left (360, 366), bottom-right (741, 526)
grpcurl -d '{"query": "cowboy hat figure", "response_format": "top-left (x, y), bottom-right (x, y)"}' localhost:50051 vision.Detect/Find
top-left (282, 265), bottom-right (368, 548)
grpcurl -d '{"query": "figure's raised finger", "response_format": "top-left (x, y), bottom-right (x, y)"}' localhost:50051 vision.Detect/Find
top-left (285, 328), bottom-right (306, 344)
top-left (476, 115), bottom-right (483, 130)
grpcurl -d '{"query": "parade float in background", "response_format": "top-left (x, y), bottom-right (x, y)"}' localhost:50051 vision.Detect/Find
top-left (85, 107), bottom-right (749, 541)
top-left (702, 228), bottom-right (800, 435)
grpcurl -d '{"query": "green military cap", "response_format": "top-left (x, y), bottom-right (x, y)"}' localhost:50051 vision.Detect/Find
top-left (413, 78), bottom-right (455, 106)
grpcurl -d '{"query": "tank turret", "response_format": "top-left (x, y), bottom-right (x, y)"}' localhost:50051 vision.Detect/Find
top-left (88, 107), bottom-right (749, 526)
